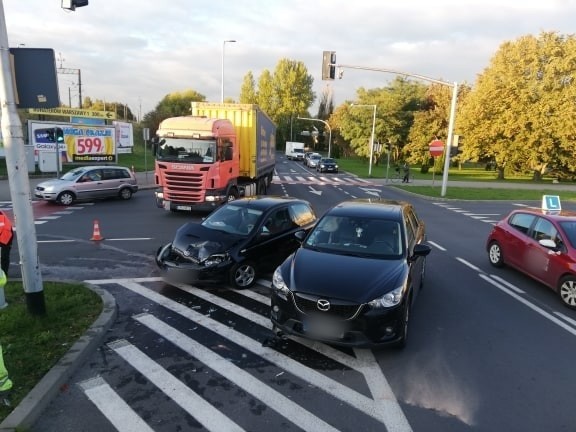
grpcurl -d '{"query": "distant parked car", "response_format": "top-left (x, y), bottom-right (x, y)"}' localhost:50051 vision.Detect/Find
top-left (156, 196), bottom-right (318, 289)
top-left (34, 165), bottom-right (138, 205)
top-left (316, 158), bottom-right (339, 173)
top-left (271, 198), bottom-right (431, 348)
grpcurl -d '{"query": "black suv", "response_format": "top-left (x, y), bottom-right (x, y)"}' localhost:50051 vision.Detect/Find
top-left (270, 198), bottom-right (431, 348)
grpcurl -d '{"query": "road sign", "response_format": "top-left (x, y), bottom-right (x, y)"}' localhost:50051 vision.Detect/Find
top-left (429, 139), bottom-right (444, 157)
top-left (28, 107), bottom-right (117, 119)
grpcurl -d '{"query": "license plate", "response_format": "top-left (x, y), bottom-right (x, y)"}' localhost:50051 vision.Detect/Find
top-left (176, 205), bottom-right (192, 211)
top-left (303, 317), bottom-right (345, 339)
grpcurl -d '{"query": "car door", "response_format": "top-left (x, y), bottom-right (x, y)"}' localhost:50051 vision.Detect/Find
top-left (525, 217), bottom-right (566, 288)
top-left (503, 212), bottom-right (537, 269)
top-left (76, 168), bottom-right (104, 200)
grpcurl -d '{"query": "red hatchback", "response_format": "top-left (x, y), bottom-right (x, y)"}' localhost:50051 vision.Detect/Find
top-left (486, 208), bottom-right (576, 309)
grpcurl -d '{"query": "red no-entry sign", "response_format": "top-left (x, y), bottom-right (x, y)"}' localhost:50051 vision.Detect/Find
top-left (429, 139), bottom-right (444, 157)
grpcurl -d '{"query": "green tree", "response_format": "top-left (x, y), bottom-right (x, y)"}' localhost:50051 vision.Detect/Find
top-left (239, 71), bottom-right (258, 104)
top-left (459, 31), bottom-right (576, 180)
top-left (142, 89), bottom-right (206, 134)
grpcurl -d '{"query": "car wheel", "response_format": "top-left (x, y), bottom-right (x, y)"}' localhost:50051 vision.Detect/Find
top-left (229, 261), bottom-right (257, 289)
top-left (56, 191), bottom-right (75, 206)
top-left (558, 276), bottom-right (576, 310)
top-left (488, 241), bottom-right (504, 267)
top-left (393, 301), bottom-right (410, 349)
top-left (119, 188), bottom-right (133, 200)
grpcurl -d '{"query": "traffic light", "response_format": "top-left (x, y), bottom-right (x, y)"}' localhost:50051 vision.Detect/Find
top-left (62, 0), bottom-right (89, 11)
top-left (322, 51), bottom-right (336, 80)
top-left (43, 127), bottom-right (64, 143)
top-left (450, 134), bottom-right (461, 157)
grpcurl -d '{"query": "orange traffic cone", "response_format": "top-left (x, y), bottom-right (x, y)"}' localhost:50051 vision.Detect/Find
top-left (91, 219), bottom-right (104, 241)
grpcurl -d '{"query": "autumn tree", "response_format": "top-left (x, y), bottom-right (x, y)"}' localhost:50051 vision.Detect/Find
top-left (239, 58), bottom-right (315, 145)
top-left (142, 89), bottom-right (206, 134)
top-left (458, 31), bottom-right (576, 180)
top-left (239, 71), bottom-right (258, 104)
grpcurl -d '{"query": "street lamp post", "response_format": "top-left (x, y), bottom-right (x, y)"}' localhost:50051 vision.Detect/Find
top-left (350, 104), bottom-right (377, 176)
top-left (221, 39), bottom-right (236, 102)
top-left (297, 117), bottom-right (332, 158)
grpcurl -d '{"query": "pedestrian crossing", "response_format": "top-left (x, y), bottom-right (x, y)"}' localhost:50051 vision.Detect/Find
top-left (273, 175), bottom-right (377, 186)
top-left (51, 277), bottom-right (413, 432)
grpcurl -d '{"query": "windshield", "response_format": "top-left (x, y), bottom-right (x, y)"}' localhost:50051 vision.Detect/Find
top-left (156, 137), bottom-right (216, 163)
top-left (60, 168), bottom-right (87, 181)
top-left (201, 204), bottom-right (264, 235)
top-left (304, 215), bottom-right (403, 259)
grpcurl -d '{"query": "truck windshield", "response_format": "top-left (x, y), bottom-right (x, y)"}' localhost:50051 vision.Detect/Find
top-left (156, 138), bottom-right (216, 164)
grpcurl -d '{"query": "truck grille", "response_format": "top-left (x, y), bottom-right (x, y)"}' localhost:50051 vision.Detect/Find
top-left (161, 168), bottom-right (207, 202)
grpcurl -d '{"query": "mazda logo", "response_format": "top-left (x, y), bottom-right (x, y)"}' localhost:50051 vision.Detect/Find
top-left (317, 299), bottom-right (331, 311)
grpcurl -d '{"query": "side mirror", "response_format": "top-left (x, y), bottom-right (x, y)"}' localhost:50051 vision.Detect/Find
top-left (295, 230), bottom-right (306, 242)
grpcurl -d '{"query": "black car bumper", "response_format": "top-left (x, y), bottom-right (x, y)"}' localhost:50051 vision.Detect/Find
top-left (270, 291), bottom-right (405, 347)
top-left (156, 254), bottom-right (233, 285)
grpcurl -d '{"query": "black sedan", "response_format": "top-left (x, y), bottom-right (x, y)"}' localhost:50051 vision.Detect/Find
top-left (270, 199), bottom-right (431, 348)
top-left (156, 196), bottom-right (317, 289)
top-left (316, 158), bottom-right (339, 173)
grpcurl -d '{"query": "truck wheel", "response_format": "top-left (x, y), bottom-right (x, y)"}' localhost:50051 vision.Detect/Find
top-left (226, 189), bottom-right (239, 202)
top-left (257, 178), bottom-right (267, 195)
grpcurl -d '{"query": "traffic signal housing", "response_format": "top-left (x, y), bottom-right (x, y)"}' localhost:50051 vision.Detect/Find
top-left (62, 0), bottom-right (89, 11)
top-left (322, 51), bottom-right (336, 80)
top-left (45, 127), bottom-right (64, 143)
top-left (450, 134), bottom-right (462, 157)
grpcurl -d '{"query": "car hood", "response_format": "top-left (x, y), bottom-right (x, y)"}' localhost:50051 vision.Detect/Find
top-left (36, 179), bottom-right (70, 188)
top-left (287, 247), bottom-right (406, 303)
top-left (172, 223), bottom-right (244, 261)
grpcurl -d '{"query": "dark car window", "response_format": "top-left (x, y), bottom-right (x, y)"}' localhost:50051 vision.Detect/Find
top-left (289, 203), bottom-right (316, 226)
top-left (509, 213), bottom-right (536, 235)
top-left (559, 221), bottom-right (576, 248)
top-left (264, 208), bottom-right (292, 234)
top-left (102, 168), bottom-right (130, 180)
top-left (532, 217), bottom-right (558, 242)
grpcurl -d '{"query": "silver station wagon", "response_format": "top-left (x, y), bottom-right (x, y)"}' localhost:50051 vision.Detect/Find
top-left (34, 165), bottom-right (139, 205)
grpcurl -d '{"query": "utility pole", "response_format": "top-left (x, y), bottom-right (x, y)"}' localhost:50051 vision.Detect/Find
top-left (0, 0), bottom-right (45, 314)
top-left (57, 67), bottom-right (82, 108)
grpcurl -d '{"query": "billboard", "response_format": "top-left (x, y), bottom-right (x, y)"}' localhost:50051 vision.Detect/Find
top-left (28, 120), bottom-right (117, 164)
top-left (113, 121), bottom-right (134, 154)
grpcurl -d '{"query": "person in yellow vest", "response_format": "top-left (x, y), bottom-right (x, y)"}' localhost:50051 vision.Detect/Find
top-left (0, 341), bottom-right (12, 406)
top-left (0, 211), bottom-right (14, 277)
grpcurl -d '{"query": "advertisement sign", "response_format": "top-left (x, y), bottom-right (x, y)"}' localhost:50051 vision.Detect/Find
top-left (28, 120), bottom-right (117, 164)
top-left (113, 121), bottom-right (134, 154)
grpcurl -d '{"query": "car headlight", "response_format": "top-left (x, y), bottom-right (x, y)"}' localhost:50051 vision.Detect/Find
top-left (369, 285), bottom-right (404, 308)
top-left (272, 267), bottom-right (290, 299)
top-left (203, 253), bottom-right (228, 267)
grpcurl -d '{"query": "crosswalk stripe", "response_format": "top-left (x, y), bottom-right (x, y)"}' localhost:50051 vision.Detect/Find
top-left (108, 278), bottom-right (412, 431)
top-left (135, 314), bottom-right (341, 432)
top-left (79, 376), bottom-right (154, 432)
top-left (109, 339), bottom-right (245, 432)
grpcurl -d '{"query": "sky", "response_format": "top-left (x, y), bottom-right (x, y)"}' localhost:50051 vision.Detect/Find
top-left (3, 0), bottom-right (576, 119)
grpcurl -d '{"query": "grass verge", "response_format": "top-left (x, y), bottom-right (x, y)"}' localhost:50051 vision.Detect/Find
top-left (0, 281), bottom-right (102, 422)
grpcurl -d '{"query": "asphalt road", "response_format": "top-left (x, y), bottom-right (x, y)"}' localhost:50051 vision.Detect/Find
top-left (4, 158), bottom-right (576, 431)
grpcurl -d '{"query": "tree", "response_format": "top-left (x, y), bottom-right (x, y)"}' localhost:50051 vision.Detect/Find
top-left (239, 71), bottom-right (258, 104)
top-left (458, 31), bottom-right (576, 180)
top-left (240, 59), bottom-right (315, 145)
top-left (142, 89), bottom-right (206, 134)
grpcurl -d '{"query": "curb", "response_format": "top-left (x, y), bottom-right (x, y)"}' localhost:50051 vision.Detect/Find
top-left (0, 283), bottom-right (117, 431)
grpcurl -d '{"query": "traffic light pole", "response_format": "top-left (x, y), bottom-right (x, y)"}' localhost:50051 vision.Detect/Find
top-left (333, 63), bottom-right (458, 197)
top-left (0, 0), bottom-right (46, 314)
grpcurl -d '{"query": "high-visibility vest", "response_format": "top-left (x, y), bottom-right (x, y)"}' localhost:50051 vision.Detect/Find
top-left (0, 213), bottom-right (13, 246)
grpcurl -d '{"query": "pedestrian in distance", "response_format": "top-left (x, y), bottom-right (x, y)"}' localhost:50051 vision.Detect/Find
top-left (0, 210), bottom-right (14, 277)
top-left (402, 162), bottom-right (410, 183)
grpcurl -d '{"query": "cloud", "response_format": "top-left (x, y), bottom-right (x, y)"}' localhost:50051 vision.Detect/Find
top-left (4, 1), bottom-right (576, 117)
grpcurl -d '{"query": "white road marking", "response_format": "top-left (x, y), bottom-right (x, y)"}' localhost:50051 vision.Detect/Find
top-left (109, 339), bottom-right (245, 432)
top-left (86, 278), bottom-right (413, 431)
top-left (135, 314), bottom-right (341, 432)
top-left (79, 376), bottom-right (154, 432)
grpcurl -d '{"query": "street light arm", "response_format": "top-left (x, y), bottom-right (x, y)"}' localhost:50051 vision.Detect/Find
top-left (297, 117), bottom-right (332, 158)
